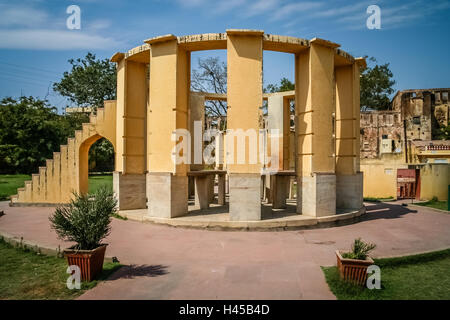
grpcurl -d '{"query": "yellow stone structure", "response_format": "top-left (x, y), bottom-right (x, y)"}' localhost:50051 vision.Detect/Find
top-left (11, 30), bottom-right (365, 222)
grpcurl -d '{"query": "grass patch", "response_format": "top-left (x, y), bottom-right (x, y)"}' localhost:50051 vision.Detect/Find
top-left (363, 196), bottom-right (394, 202)
top-left (415, 198), bottom-right (448, 211)
top-left (0, 174), bottom-right (31, 201)
top-left (322, 248), bottom-right (450, 300)
top-left (0, 174), bottom-right (114, 201)
top-left (0, 238), bottom-right (121, 300)
top-left (88, 174), bottom-right (113, 194)
top-left (112, 213), bottom-right (127, 220)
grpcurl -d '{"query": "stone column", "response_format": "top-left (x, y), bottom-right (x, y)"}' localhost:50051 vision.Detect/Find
top-left (335, 61), bottom-right (364, 210)
top-left (226, 29), bottom-right (263, 221)
top-left (145, 35), bottom-right (190, 218)
top-left (111, 53), bottom-right (147, 210)
top-left (188, 93), bottom-right (205, 197)
top-left (267, 92), bottom-right (291, 208)
top-left (189, 93), bottom-right (205, 171)
top-left (295, 38), bottom-right (338, 217)
top-left (267, 93), bottom-right (290, 171)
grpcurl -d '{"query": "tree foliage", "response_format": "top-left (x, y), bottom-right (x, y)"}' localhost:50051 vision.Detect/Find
top-left (360, 57), bottom-right (396, 110)
top-left (89, 138), bottom-right (115, 172)
top-left (0, 96), bottom-right (88, 174)
top-left (53, 52), bottom-right (116, 108)
top-left (191, 57), bottom-right (227, 116)
top-left (264, 77), bottom-right (295, 93)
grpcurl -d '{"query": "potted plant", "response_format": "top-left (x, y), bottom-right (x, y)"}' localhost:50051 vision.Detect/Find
top-left (336, 238), bottom-right (376, 286)
top-left (49, 187), bottom-right (117, 282)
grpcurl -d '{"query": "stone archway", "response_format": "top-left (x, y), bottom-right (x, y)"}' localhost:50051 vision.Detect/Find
top-left (78, 134), bottom-right (115, 195)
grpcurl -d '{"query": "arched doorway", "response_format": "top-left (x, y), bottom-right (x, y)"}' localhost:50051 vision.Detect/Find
top-left (79, 134), bottom-right (115, 195)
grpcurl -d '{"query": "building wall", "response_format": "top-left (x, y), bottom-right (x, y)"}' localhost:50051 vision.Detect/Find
top-left (420, 163), bottom-right (450, 201)
top-left (360, 154), bottom-right (407, 199)
top-left (360, 111), bottom-right (403, 159)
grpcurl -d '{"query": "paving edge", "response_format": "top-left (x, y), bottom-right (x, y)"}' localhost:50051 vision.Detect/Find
top-left (118, 207), bottom-right (367, 231)
top-left (406, 203), bottom-right (450, 214)
top-left (0, 231), bottom-right (114, 263)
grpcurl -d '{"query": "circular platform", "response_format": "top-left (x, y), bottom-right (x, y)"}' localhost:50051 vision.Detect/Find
top-left (119, 201), bottom-right (366, 231)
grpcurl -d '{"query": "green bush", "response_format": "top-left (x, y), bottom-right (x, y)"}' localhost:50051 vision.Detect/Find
top-left (49, 187), bottom-right (117, 250)
top-left (342, 238), bottom-right (376, 260)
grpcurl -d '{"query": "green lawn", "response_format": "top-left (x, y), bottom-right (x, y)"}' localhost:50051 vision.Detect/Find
top-left (415, 199), bottom-right (448, 211)
top-left (87, 174), bottom-right (113, 194)
top-left (0, 174), bottom-right (31, 201)
top-left (322, 248), bottom-right (450, 300)
top-left (363, 196), bottom-right (394, 202)
top-left (0, 238), bottom-right (121, 300)
top-left (0, 174), bottom-right (113, 201)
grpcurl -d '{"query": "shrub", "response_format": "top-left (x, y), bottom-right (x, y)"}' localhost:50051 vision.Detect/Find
top-left (342, 238), bottom-right (376, 260)
top-left (49, 187), bottom-right (117, 250)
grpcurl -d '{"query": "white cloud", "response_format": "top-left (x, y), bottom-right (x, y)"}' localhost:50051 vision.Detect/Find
top-left (270, 2), bottom-right (323, 21)
top-left (0, 29), bottom-right (126, 50)
top-left (0, 3), bottom-right (126, 50)
top-left (87, 19), bottom-right (112, 31)
top-left (0, 5), bottom-right (48, 27)
top-left (245, 0), bottom-right (279, 17)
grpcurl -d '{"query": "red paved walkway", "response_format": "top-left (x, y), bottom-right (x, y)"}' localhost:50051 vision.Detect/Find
top-left (0, 201), bottom-right (449, 299)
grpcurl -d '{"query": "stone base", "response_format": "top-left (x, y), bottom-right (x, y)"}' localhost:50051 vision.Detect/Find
top-left (336, 172), bottom-right (363, 210)
top-left (147, 173), bottom-right (188, 218)
top-left (272, 175), bottom-right (290, 209)
top-left (194, 176), bottom-right (210, 209)
top-left (229, 173), bottom-right (261, 221)
top-left (297, 173), bottom-right (336, 217)
top-left (113, 172), bottom-right (146, 210)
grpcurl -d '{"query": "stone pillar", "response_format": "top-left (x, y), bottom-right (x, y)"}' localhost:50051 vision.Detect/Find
top-left (145, 35), bottom-right (190, 218)
top-left (208, 174), bottom-right (215, 202)
top-left (189, 93), bottom-right (205, 171)
top-left (267, 93), bottom-right (291, 208)
top-left (335, 61), bottom-right (364, 210)
top-left (272, 175), bottom-right (290, 209)
top-left (194, 176), bottom-right (210, 209)
top-left (111, 53), bottom-right (147, 210)
top-left (218, 174), bottom-right (226, 205)
top-left (267, 93), bottom-right (290, 171)
top-left (295, 38), bottom-right (338, 217)
top-left (226, 29), bottom-right (263, 221)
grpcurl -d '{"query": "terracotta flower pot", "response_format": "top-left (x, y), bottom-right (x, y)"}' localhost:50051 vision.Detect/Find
top-left (64, 244), bottom-right (107, 282)
top-left (336, 250), bottom-right (374, 286)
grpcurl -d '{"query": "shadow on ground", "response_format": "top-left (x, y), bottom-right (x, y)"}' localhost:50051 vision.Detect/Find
top-left (362, 202), bottom-right (418, 221)
top-left (107, 264), bottom-right (169, 280)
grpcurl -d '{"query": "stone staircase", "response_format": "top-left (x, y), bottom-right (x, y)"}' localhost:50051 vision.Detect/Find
top-left (10, 100), bottom-right (116, 205)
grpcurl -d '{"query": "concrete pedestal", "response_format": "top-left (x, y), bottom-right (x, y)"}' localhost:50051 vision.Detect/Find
top-left (147, 173), bottom-right (188, 218)
top-left (336, 172), bottom-right (363, 210)
top-left (113, 172), bottom-right (146, 210)
top-left (229, 173), bottom-right (261, 221)
top-left (272, 175), bottom-right (290, 209)
top-left (218, 174), bottom-right (226, 205)
top-left (194, 176), bottom-right (210, 209)
top-left (188, 176), bottom-right (195, 198)
top-left (208, 175), bottom-right (215, 203)
top-left (297, 173), bottom-right (336, 217)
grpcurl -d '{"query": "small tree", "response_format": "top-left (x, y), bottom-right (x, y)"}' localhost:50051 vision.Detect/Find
top-left (49, 187), bottom-right (117, 250)
top-left (53, 52), bottom-right (116, 109)
top-left (360, 57), bottom-right (396, 110)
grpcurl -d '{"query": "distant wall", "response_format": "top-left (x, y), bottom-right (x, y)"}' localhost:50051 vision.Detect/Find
top-left (420, 163), bottom-right (450, 201)
top-left (361, 154), bottom-right (407, 199)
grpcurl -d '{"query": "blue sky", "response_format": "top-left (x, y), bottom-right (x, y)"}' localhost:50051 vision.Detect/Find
top-left (0, 0), bottom-right (449, 112)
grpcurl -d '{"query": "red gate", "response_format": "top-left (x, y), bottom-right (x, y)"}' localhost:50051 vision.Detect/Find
top-left (397, 169), bottom-right (420, 199)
